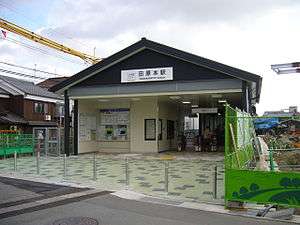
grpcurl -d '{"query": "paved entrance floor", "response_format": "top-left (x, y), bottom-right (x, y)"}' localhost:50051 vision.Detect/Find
top-left (0, 152), bottom-right (224, 203)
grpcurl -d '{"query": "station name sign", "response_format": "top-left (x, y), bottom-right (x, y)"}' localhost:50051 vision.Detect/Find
top-left (121, 67), bottom-right (173, 83)
top-left (191, 108), bottom-right (218, 114)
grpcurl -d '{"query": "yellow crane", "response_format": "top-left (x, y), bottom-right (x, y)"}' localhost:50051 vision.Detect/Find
top-left (0, 18), bottom-right (101, 64)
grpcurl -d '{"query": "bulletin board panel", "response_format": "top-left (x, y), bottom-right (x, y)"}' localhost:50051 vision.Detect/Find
top-left (79, 113), bottom-right (97, 141)
top-left (145, 119), bottom-right (156, 141)
top-left (99, 108), bottom-right (130, 141)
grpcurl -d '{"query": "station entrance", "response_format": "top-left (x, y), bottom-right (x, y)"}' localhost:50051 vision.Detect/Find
top-left (181, 113), bottom-right (224, 152)
top-left (156, 92), bottom-right (241, 154)
top-left (76, 91), bottom-right (242, 154)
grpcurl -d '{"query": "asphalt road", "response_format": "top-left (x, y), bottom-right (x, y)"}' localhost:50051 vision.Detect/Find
top-left (0, 191), bottom-right (292, 225)
top-left (0, 176), bottom-right (88, 208)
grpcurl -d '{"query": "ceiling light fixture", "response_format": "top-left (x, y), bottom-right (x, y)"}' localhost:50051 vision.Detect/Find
top-left (211, 94), bottom-right (222, 98)
top-left (218, 99), bottom-right (227, 103)
top-left (169, 96), bottom-right (181, 100)
top-left (191, 105), bottom-right (198, 108)
top-left (182, 101), bottom-right (191, 104)
top-left (131, 98), bottom-right (140, 101)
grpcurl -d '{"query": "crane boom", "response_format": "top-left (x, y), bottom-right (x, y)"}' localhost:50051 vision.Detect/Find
top-left (0, 18), bottom-right (100, 64)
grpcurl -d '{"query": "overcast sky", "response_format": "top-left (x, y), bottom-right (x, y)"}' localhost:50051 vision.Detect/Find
top-left (0, 0), bottom-right (299, 115)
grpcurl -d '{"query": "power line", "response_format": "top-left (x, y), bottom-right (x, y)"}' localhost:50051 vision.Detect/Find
top-left (1, 36), bottom-right (86, 66)
top-left (6, 36), bottom-right (85, 65)
top-left (0, 68), bottom-right (46, 80)
top-left (0, 61), bottom-right (67, 77)
top-left (0, 2), bottom-right (92, 50)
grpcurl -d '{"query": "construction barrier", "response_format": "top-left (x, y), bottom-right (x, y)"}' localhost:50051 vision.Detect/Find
top-left (0, 133), bottom-right (34, 156)
top-left (225, 105), bottom-right (300, 208)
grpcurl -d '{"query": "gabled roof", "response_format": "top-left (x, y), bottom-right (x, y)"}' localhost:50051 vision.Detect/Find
top-left (0, 74), bottom-right (62, 100)
top-left (50, 38), bottom-right (262, 98)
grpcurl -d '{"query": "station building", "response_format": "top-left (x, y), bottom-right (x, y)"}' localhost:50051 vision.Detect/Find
top-left (51, 38), bottom-right (262, 155)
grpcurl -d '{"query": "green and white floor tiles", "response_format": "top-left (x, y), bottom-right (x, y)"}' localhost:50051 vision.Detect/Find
top-left (0, 155), bottom-right (224, 203)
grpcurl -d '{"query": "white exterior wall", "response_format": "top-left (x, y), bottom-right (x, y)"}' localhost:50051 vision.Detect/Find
top-left (130, 97), bottom-right (158, 153)
top-left (158, 102), bottom-right (179, 152)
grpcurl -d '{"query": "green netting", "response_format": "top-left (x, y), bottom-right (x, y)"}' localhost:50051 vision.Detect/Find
top-left (224, 105), bottom-right (255, 170)
top-left (0, 134), bottom-right (34, 156)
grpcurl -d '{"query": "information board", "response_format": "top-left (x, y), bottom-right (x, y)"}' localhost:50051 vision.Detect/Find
top-left (100, 108), bottom-right (129, 125)
top-left (191, 108), bottom-right (218, 114)
top-left (99, 108), bottom-right (130, 141)
top-left (145, 119), bottom-right (156, 140)
top-left (79, 113), bottom-right (97, 141)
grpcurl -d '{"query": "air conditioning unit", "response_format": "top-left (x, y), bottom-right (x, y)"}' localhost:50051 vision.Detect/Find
top-left (45, 115), bottom-right (51, 121)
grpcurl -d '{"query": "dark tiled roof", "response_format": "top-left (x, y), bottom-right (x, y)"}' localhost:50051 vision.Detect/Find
top-left (37, 77), bottom-right (69, 90)
top-left (0, 75), bottom-right (62, 99)
top-left (50, 38), bottom-right (262, 102)
top-left (0, 111), bottom-right (27, 124)
top-left (0, 87), bottom-right (9, 95)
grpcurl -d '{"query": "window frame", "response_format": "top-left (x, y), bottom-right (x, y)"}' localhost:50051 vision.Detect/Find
top-left (144, 119), bottom-right (156, 141)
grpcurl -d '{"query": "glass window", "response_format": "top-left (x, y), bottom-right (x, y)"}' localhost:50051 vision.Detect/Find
top-left (34, 102), bottom-right (45, 113)
top-left (44, 103), bottom-right (48, 114)
top-left (59, 105), bottom-right (64, 116)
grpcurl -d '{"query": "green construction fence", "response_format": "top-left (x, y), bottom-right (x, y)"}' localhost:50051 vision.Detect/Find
top-left (0, 133), bottom-right (35, 156)
top-left (224, 105), bottom-right (300, 208)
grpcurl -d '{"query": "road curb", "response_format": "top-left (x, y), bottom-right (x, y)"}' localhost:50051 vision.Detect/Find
top-left (112, 190), bottom-right (300, 224)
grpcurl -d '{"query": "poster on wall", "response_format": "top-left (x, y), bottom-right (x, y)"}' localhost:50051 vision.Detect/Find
top-left (99, 108), bottom-right (130, 141)
top-left (79, 113), bottom-right (97, 141)
top-left (145, 119), bottom-right (156, 140)
top-left (100, 108), bottom-right (129, 125)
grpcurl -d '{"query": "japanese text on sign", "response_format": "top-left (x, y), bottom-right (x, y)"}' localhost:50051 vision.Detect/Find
top-left (121, 67), bottom-right (173, 83)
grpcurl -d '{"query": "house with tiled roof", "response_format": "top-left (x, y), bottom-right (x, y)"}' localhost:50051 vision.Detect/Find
top-left (0, 74), bottom-right (63, 133)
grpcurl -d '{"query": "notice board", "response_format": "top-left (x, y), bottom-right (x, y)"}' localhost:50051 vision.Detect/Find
top-left (79, 113), bottom-right (97, 141)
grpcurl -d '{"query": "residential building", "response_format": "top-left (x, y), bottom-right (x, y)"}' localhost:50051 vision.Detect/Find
top-left (263, 106), bottom-right (299, 117)
top-left (0, 74), bottom-right (63, 133)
